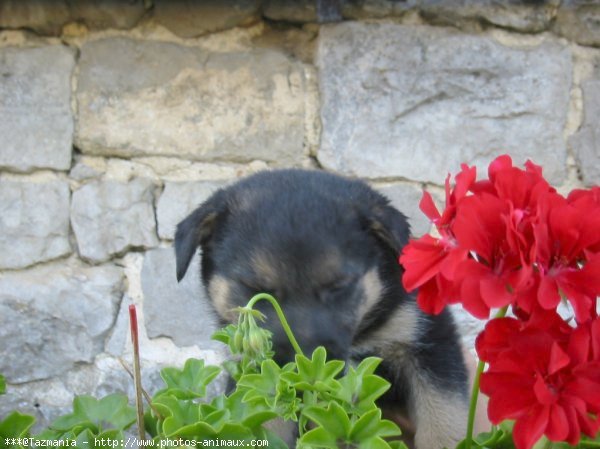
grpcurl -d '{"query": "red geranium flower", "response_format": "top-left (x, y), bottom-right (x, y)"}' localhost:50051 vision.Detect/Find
top-left (478, 318), bottom-right (600, 449)
top-left (399, 164), bottom-right (475, 313)
top-left (400, 154), bottom-right (600, 448)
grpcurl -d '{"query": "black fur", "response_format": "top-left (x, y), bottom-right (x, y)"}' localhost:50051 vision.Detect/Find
top-left (175, 169), bottom-right (468, 448)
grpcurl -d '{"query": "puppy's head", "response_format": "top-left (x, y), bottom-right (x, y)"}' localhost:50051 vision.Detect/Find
top-left (175, 169), bottom-right (410, 364)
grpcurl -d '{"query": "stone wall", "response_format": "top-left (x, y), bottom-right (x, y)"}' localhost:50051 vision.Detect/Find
top-left (0, 0), bottom-right (598, 428)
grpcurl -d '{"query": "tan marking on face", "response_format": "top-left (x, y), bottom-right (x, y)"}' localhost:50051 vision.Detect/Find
top-left (369, 301), bottom-right (421, 346)
top-left (251, 251), bottom-right (278, 288)
top-left (358, 268), bottom-right (384, 320)
top-left (207, 275), bottom-right (235, 322)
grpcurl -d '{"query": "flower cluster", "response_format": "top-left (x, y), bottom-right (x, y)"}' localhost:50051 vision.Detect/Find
top-left (399, 155), bottom-right (600, 449)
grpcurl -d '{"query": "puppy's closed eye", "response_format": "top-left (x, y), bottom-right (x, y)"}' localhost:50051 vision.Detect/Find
top-left (323, 275), bottom-right (358, 293)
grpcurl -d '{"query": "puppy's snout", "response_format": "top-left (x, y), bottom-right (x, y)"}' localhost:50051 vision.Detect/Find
top-left (268, 305), bottom-right (352, 365)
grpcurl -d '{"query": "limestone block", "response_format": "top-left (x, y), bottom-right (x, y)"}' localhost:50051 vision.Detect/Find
top-left (555, 0), bottom-right (600, 47)
top-left (263, 0), bottom-right (318, 22)
top-left (0, 179), bottom-right (71, 269)
top-left (0, 263), bottom-right (123, 383)
top-left (571, 80), bottom-right (600, 186)
top-left (76, 38), bottom-right (306, 165)
top-left (154, 0), bottom-right (260, 38)
top-left (141, 248), bottom-right (219, 348)
top-left (68, 0), bottom-right (146, 30)
top-left (317, 23), bottom-right (571, 185)
top-left (375, 182), bottom-right (431, 238)
top-left (418, 0), bottom-right (560, 32)
top-left (70, 178), bottom-right (158, 262)
top-left (0, 45), bottom-right (74, 172)
top-left (0, 1), bottom-right (70, 34)
top-left (0, 0), bottom-right (145, 35)
top-left (156, 181), bottom-right (229, 240)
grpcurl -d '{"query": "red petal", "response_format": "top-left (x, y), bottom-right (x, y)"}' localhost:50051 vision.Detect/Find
top-left (416, 278), bottom-right (446, 315)
top-left (453, 163), bottom-right (477, 202)
top-left (419, 191), bottom-right (441, 222)
top-left (568, 325), bottom-right (590, 366)
top-left (488, 154), bottom-right (513, 182)
top-left (453, 193), bottom-right (506, 264)
top-left (566, 377), bottom-right (600, 410)
top-left (548, 342), bottom-right (570, 375)
top-left (563, 404), bottom-right (582, 445)
top-left (534, 375), bottom-right (558, 405)
top-left (475, 317), bottom-right (520, 363)
top-left (480, 275), bottom-right (513, 309)
top-left (545, 404), bottom-right (569, 442)
top-left (400, 235), bottom-right (446, 292)
top-left (513, 405), bottom-right (549, 449)
top-left (593, 319), bottom-right (600, 360)
top-left (537, 276), bottom-right (561, 310)
top-left (459, 274), bottom-right (490, 319)
top-left (438, 247), bottom-right (468, 280)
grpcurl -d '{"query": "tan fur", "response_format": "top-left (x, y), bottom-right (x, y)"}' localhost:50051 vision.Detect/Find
top-left (368, 301), bottom-right (421, 346)
top-left (251, 251), bottom-right (278, 289)
top-left (207, 275), bottom-right (235, 321)
top-left (357, 268), bottom-right (384, 320)
top-left (411, 382), bottom-right (468, 449)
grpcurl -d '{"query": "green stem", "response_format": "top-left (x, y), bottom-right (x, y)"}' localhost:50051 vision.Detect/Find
top-left (465, 306), bottom-right (508, 449)
top-left (247, 293), bottom-right (305, 357)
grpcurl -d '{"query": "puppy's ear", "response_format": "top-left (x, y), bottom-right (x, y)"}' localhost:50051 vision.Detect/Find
top-left (174, 190), bottom-right (228, 282)
top-left (365, 203), bottom-right (410, 254)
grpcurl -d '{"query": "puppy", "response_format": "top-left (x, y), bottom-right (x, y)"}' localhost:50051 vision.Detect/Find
top-left (175, 169), bottom-right (468, 449)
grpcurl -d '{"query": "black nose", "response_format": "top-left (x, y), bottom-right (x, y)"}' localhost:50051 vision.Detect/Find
top-left (271, 329), bottom-right (350, 365)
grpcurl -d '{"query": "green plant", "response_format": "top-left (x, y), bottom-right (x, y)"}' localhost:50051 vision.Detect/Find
top-left (0, 294), bottom-right (406, 449)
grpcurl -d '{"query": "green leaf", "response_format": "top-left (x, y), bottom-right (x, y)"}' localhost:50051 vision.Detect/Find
top-left (216, 390), bottom-right (279, 429)
top-left (212, 324), bottom-right (238, 349)
top-left (0, 411), bottom-right (35, 438)
top-left (72, 429), bottom-right (124, 449)
top-left (0, 374), bottom-right (5, 395)
top-left (254, 427), bottom-right (290, 449)
top-left (49, 394), bottom-right (135, 434)
top-left (333, 357), bottom-right (390, 414)
top-left (302, 402), bottom-right (351, 440)
top-left (152, 395), bottom-right (201, 435)
top-left (157, 359), bottom-right (221, 400)
top-left (238, 359), bottom-right (281, 405)
top-left (300, 427), bottom-right (338, 448)
top-left (359, 436), bottom-right (396, 449)
top-left (350, 409), bottom-right (402, 441)
top-left (283, 347), bottom-right (344, 393)
top-left (238, 359), bottom-right (299, 417)
top-left (388, 441), bottom-right (411, 449)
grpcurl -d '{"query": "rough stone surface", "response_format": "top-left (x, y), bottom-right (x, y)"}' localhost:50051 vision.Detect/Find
top-left (0, 179), bottom-right (71, 269)
top-left (0, 1), bottom-right (70, 35)
top-left (0, 262), bottom-right (123, 383)
top-left (263, 0), bottom-right (318, 22)
top-left (419, 0), bottom-right (560, 32)
top-left (0, 45), bottom-right (74, 172)
top-left (76, 38), bottom-right (306, 165)
top-left (156, 181), bottom-right (229, 240)
top-left (154, 0), bottom-right (260, 38)
top-left (317, 23), bottom-right (571, 184)
top-left (0, 356), bottom-right (164, 431)
top-left (0, 0), bottom-right (145, 35)
top-left (374, 182), bottom-right (431, 237)
top-left (554, 1), bottom-right (600, 47)
top-left (572, 80), bottom-right (600, 186)
top-left (68, 0), bottom-right (146, 30)
top-left (142, 248), bottom-right (219, 348)
top-left (71, 178), bottom-right (158, 262)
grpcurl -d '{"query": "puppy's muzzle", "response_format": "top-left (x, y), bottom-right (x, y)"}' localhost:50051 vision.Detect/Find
top-left (264, 304), bottom-right (354, 365)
